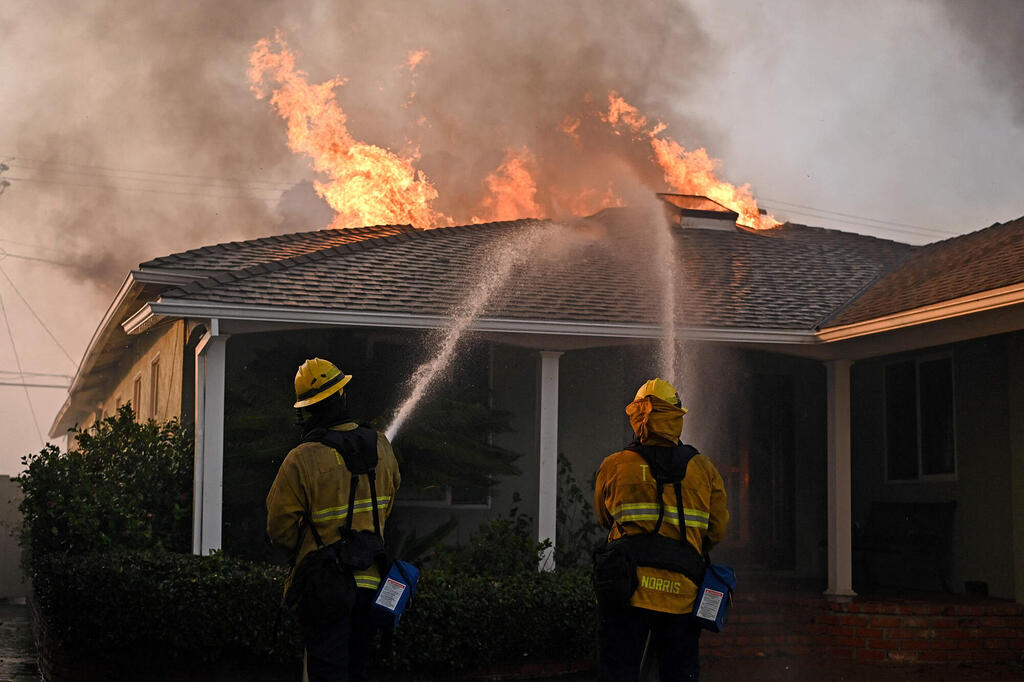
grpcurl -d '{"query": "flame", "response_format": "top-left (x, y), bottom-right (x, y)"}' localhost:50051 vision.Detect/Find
top-left (559, 115), bottom-right (582, 146)
top-left (406, 49), bottom-right (429, 71)
top-left (248, 34), bottom-right (777, 231)
top-left (248, 32), bottom-right (445, 228)
top-left (550, 185), bottom-right (624, 217)
top-left (476, 147), bottom-right (542, 222)
top-left (603, 92), bottom-right (779, 230)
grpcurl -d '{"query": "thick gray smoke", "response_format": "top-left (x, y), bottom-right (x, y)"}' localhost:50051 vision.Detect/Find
top-left (936, 0), bottom-right (1024, 125)
top-left (1, 0), bottom-right (715, 292)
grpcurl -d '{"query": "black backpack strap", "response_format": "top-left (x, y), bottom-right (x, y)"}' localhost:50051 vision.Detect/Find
top-left (367, 468), bottom-right (382, 537)
top-left (306, 514), bottom-right (326, 548)
top-left (653, 480), bottom-right (666, 534)
top-left (345, 473), bottom-right (360, 530)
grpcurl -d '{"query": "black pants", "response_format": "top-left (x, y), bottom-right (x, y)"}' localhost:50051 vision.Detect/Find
top-left (302, 588), bottom-right (376, 682)
top-left (597, 601), bottom-right (702, 682)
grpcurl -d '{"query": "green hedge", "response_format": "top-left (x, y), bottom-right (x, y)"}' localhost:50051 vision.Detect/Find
top-left (18, 406), bottom-right (193, 559)
top-left (32, 550), bottom-right (302, 666)
top-left (31, 550), bottom-right (596, 675)
top-left (388, 567), bottom-right (595, 674)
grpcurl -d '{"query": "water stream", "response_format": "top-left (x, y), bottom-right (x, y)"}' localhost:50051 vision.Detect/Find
top-left (652, 210), bottom-right (679, 384)
top-left (384, 207), bottom-right (682, 442)
top-left (384, 221), bottom-right (553, 441)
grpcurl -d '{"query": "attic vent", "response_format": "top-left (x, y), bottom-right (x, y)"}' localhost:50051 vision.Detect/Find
top-left (657, 193), bottom-right (739, 231)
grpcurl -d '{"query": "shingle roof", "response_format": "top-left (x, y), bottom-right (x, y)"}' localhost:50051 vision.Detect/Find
top-left (139, 224), bottom-right (416, 272)
top-left (825, 217), bottom-right (1024, 327)
top-left (151, 209), bottom-right (914, 331)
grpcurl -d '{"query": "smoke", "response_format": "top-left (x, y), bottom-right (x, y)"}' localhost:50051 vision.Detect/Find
top-left (1, 0), bottom-right (719, 293)
top-left (935, 0), bottom-right (1024, 125)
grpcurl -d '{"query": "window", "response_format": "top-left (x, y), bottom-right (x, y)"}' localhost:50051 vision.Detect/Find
top-left (150, 358), bottom-right (160, 419)
top-left (400, 484), bottom-right (491, 509)
top-left (132, 376), bottom-right (142, 419)
top-left (884, 355), bottom-right (956, 481)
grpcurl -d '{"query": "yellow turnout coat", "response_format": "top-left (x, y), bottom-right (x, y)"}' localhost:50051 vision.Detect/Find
top-left (267, 422), bottom-right (401, 593)
top-left (594, 396), bottom-right (729, 614)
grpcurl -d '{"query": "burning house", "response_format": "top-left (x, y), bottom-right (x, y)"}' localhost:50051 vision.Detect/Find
top-left (50, 197), bottom-right (1024, 610)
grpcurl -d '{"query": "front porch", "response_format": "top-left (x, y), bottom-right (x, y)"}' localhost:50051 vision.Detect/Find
top-left (710, 572), bottom-right (1024, 665)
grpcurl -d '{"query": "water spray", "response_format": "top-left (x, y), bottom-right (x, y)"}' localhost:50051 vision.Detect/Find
top-left (385, 221), bottom-right (554, 441)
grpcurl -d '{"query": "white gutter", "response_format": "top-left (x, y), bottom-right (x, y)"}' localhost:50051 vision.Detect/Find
top-left (132, 267), bottom-right (214, 286)
top-left (818, 281), bottom-right (1024, 342)
top-left (122, 298), bottom-right (818, 345)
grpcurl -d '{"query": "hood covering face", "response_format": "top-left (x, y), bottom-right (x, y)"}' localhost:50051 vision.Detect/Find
top-left (626, 395), bottom-right (687, 447)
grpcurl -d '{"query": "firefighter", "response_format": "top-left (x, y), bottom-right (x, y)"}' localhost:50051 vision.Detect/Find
top-left (594, 378), bottom-right (729, 682)
top-left (267, 358), bottom-right (401, 682)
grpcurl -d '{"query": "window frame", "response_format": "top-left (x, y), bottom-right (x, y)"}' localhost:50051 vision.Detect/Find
top-left (149, 355), bottom-right (161, 419)
top-left (398, 485), bottom-right (492, 510)
top-left (882, 351), bottom-right (958, 484)
top-left (132, 374), bottom-right (143, 419)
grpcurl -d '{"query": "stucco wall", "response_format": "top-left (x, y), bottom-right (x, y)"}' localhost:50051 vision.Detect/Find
top-left (851, 334), bottom-right (1018, 599)
top-left (82, 320), bottom-right (186, 430)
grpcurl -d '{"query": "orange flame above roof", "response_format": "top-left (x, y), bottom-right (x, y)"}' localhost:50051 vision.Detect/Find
top-left (603, 92), bottom-right (778, 230)
top-left (248, 34), bottom-right (777, 231)
top-left (476, 147), bottom-right (543, 223)
top-left (248, 33), bottom-right (445, 229)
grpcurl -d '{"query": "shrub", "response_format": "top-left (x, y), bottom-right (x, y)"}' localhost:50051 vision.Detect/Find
top-left (32, 550), bottom-right (301, 669)
top-left (17, 405), bottom-right (193, 559)
top-left (432, 515), bottom-right (548, 578)
top-left (31, 547), bottom-right (596, 677)
top-left (386, 566), bottom-right (595, 674)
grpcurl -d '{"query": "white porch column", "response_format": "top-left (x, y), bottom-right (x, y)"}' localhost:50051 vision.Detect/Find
top-left (193, 320), bottom-right (229, 556)
top-left (825, 359), bottom-right (857, 597)
top-left (537, 351), bottom-right (562, 571)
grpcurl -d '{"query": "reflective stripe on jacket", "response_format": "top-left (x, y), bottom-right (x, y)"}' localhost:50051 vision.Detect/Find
top-left (266, 422), bottom-right (401, 594)
top-left (595, 448), bottom-right (729, 614)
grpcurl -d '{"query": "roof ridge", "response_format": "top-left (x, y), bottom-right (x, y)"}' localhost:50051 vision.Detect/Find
top-left (780, 221), bottom-right (914, 248)
top-left (907, 214), bottom-right (1024, 252)
top-left (141, 223), bottom-right (418, 267)
top-left (162, 218), bottom-right (547, 297)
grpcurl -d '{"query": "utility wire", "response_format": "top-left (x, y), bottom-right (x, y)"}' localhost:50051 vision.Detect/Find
top-left (0, 264), bottom-right (78, 367)
top-left (760, 197), bottom-right (960, 237)
top-left (0, 380), bottom-right (69, 389)
top-left (5, 156), bottom-right (296, 189)
top-left (0, 247), bottom-right (74, 268)
top-left (761, 204), bottom-right (957, 241)
top-left (0, 370), bottom-right (73, 379)
top-left (3, 175), bottom-right (284, 201)
top-left (0, 293), bottom-right (43, 441)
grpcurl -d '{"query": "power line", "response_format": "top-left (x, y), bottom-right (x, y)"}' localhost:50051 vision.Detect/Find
top-left (4, 156), bottom-right (296, 190)
top-left (761, 204), bottom-right (958, 241)
top-left (3, 174), bottom-right (285, 202)
top-left (760, 197), bottom-right (959, 237)
top-left (0, 264), bottom-right (78, 367)
top-left (0, 380), bottom-right (68, 389)
top-left (0, 246), bottom-right (74, 268)
top-left (0, 369), bottom-right (72, 376)
top-left (0, 293), bottom-right (42, 441)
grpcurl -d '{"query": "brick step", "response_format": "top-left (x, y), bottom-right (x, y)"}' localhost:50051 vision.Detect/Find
top-left (702, 594), bottom-right (1024, 664)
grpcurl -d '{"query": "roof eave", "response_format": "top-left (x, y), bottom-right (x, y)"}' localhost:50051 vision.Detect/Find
top-left (817, 281), bottom-right (1024, 342)
top-left (123, 298), bottom-right (818, 345)
top-left (49, 268), bottom-right (206, 438)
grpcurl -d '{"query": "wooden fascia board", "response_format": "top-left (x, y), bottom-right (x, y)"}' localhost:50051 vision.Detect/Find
top-left (817, 281), bottom-right (1024, 342)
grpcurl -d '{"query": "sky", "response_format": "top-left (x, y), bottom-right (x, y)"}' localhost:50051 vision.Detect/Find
top-left (1, 0), bottom-right (1022, 475)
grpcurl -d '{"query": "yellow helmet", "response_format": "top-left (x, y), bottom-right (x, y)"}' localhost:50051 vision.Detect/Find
top-left (634, 378), bottom-right (686, 411)
top-left (293, 358), bottom-right (352, 408)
